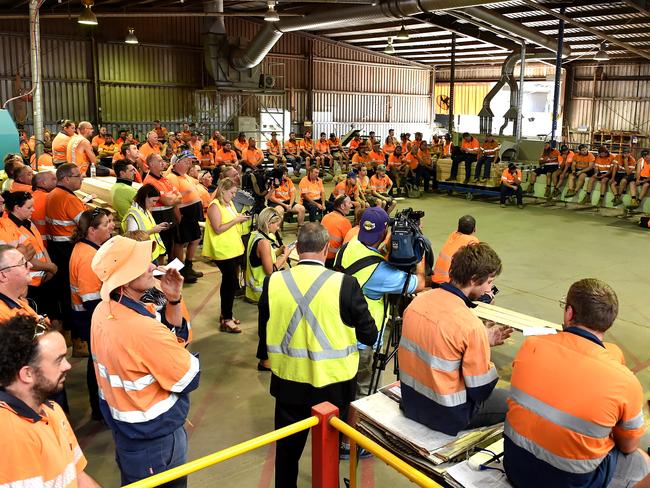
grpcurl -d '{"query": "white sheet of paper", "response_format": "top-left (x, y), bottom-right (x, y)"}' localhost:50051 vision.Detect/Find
top-left (522, 327), bottom-right (557, 336)
top-left (153, 258), bottom-right (184, 277)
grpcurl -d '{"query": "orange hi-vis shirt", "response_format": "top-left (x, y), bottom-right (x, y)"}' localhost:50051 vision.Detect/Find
top-left (69, 240), bottom-right (101, 313)
top-left (31, 188), bottom-right (49, 243)
top-left (573, 152), bottom-right (595, 170)
top-left (540, 149), bottom-right (561, 164)
top-left (315, 140), bottom-right (330, 154)
top-left (431, 139), bottom-right (444, 153)
top-left (481, 140), bottom-right (501, 158)
top-left (30, 152), bottom-right (54, 169)
top-left (595, 154), bottom-right (616, 174)
top-left (388, 153), bottom-right (404, 170)
top-left (0, 293), bottom-right (39, 322)
top-left (382, 142), bottom-right (396, 155)
top-left (298, 176), bottom-right (324, 202)
top-left (349, 139), bottom-right (361, 152)
top-left (328, 138), bottom-right (342, 149)
top-left (370, 174), bottom-right (392, 193)
top-left (418, 149), bottom-right (433, 166)
top-left (405, 153), bottom-right (420, 170)
top-left (10, 181), bottom-right (33, 194)
top-left (399, 286), bottom-right (499, 435)
top-left (209, 138), bottom-right (222, 153)
top-left (300, 138), bottom-right (314, 154)
top-left (358, 174), bottom-right (370, 193)
top-left (267, 139), bottom-right (282, 155)
top-left (198, 151), bottom-right (215, 169)
top-left (139, 141), bottom-right (162, 163)
top-left (0, 392), bottom-right (87, 488)
top-left (166, 171), bottom-right (201, 208)
top-left (369, 150), bottom-right (385, 165)
top-left (334, 180), bottom-right (358, 199)
top-left (351, 153), bottom-right (372, 169)
top-left (51, 132), bottom-right (70, 165)
top-left (502, 169), bottom-right (522, 185)
top-left (66, 134), bottom-right (91, 175)
top-left (461, 137), bottom-right (480, 153)
top-left (559, 150), bottom-right (575, 166)
top-left (46, 186), bottom-right (86, 242)
top-left (285, 139), bottom-right (300, 155)
top-left (215, 149), bottom-right (237, 166)
top-left (616, 155), bottom-right (636, 173)
top-left (243, 148), bottom-right (264, 167)
top-left (443, 142), bottom-right (453, 157)
top-left (638, 158), bottom-right (650, 178)
top-left (234, 139), bottom-right (249, 154)
top-left (270, 179), bottom-right (295, 202)
top-left (91, 134), bottom-right (105, 148)
top-left (321, 210), bottom-right (352, 259)
top-left (432, 231), bottom-right (479, 284)
top-left (0, 215), bottom-right (48, 287)
top-left (143, 173), bottom-right (180, 210)
top-left (505, 330), bottom-right (645, 480)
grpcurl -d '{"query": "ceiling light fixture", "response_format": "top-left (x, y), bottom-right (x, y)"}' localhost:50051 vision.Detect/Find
top-left (593, 42), bottom-right (609, 62)
top-left (125, 28), bottom-right (139, 45)
top-left (396, 24), bottom-right (409, 40)
top-left (383, 37), bottom-right (396, 55)
top-left (78, 1), bottom-right (98, 25)
top-left (265, 1), bottom-right (280, 22)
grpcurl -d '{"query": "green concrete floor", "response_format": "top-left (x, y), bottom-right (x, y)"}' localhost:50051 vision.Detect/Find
top-left (66, 192), bottom-right (650, 487)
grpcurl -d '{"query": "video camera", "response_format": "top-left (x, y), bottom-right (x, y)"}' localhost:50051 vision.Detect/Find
top-left (388, 208), bottom-right (432, 272)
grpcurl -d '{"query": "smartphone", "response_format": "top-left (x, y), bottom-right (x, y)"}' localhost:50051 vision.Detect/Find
top-left (82, 194), bottom-right (94, 203)
top-left (287, 241), bottom-right (297, 249)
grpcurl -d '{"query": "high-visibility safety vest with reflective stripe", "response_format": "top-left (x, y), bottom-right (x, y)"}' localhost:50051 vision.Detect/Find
top-left (594, 154), bottom-right (615, 174)
top-left (66, 134), bottom-right (90, 175)
top-left (245, 231), bottom-right (277, 303)
top-left (51, 132), bottom-right (71, 165)
top-left (202, 199), bottom-right (244, 261)
top-left (122, 205), bottom-right (166, 261)
top-left (0, 216), bottom-right (48, 286)
top-left (504, 329), bottom-right (646, 481)
top-left (398, 286), bottom-right (498, 435)
top-left (46, 187), bottom-right (86, 242)
top-left (69, 240), bottom-right (101, 312)
top-left (266, 264), bottom-right (358, 388)
top-left (321, 210), bottom-right (352, 260)
top-left (432, 232), bottom-right (479, 284)
top-left (334, 237), bottom-right (385, 329)
top-left (0, 396), bottom-right (87, 488)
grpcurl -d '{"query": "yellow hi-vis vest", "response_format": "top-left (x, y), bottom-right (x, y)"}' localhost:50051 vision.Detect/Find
top-left (202, 199), bottom-right (244, 261)
top-left (334, 237), bottom-right (385, 330)
top-left (245, 231), bottom-right (277, 303)
top-left (267, 264), bottom-right (358, 387)
top-left (122, 205), bottom-right (166, 261)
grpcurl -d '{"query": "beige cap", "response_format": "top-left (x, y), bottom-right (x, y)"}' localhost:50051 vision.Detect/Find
top-left (91, 235), bottom-right (154, 301)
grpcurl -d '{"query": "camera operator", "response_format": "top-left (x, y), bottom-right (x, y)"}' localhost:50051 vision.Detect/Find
top-left (335, 207), bottom-right (425, 398)
top-left (398, 242), bottom-right (513, 436)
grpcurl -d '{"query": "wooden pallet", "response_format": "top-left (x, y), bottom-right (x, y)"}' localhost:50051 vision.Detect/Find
top-left (472, 302), bottom-right (562, 332)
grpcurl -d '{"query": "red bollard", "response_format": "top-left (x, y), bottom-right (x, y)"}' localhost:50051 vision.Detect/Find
top-left (311, 402), bottom-right (340, 488)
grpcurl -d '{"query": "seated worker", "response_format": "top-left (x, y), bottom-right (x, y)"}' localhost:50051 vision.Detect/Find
top-left (447, 132), bottom-right (479, 183)
top-left (431, 134), bottom-right (444, 157)
top-left (268, 165), bottom-right (306, 227)
top-left (242, 138), bottom-right (264, 171)
top-left (388, 145), bottom-right (410, 194)
top-left (504, 278), bottom-right (649, 488)
top-left (581, 146), bottom-right (615, 206)
top-left (382, 136), bottom-right (396, 164)
top-left (368, 143), bottom-right (385, 175)
top-left (473, 135), bottom-right (501, 183)
top-left (404, 145), bottom-right (421, 185)
top-left (351, 145), bottom-right (373, 172)
top-left (10, 165), bottom-right (34, 193)
top-left (629, 150), bottom-right (650, 208)
top-left (198, 143), bottom-right (215, 170)
top-left (328, 133), bottom-right (349, 172)
top-left (527, 141), bottom-right (560, 197)
top-left (566, 144), bottom-right (596, 198)
top-left (611, 147), bottom-right (635, 206)
top-left (267, 132), bottom-right (285, 169)
top-left (400, 133), bottom-right (412, 153)
top-left (348, 133), bottom-right (363, 158)
top-left (284, 132), bottom-right (303, 177)
top-left (442, 133), bottom-right (454, 158)
top-left (416, 141), bottom-right (436, 192)
top-left (432, 215), bottom-right (479, 284)
top-left (332, 172), bottom-right (363, 210)
top-left (369, 165), bottom-right (397, 214)
top-left (315, 132), bottom-right (334, 174)
top-left (321, 195), bottom-right (353, 268)
top-left (299, 166), bottom-right (325, 222)
top-left (366, 131), bottom-right (377, 150)
top-left (412, 132), bottom-right (424, 150)
top-left (300, 130), bottom-right (318, 172)
top-left (552, 144), bottom-right (575, 198)
top-left (501, 163), bottom-right (524, 209)
top-left (98, 133), bottom-right (117, 162)
top-left (399, 242), bottom-right (513, 436)
top-left (233, 131), bottom-right (248, 159)
top-left (214, 141), bottom-right (239, 176)
top-left (356, 166), bottom-right (371, 208)
top-left (335, 207), bottom-right (425, 398)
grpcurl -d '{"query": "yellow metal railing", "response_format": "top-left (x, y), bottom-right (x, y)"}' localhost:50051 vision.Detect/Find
top-left (329, 417), bottom-right (442, 488)
top-left (122, 416), bottom-right (319, 488)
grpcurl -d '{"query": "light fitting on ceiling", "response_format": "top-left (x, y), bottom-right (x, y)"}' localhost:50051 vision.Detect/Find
top-left (396, 24), bottom-right (409, 40)
top-left (265, 1), bottom-right (280, 22)
top-left (593, 42), bottom-right (609, 62)
top-left (383, 37), bottom-right (396, 55)
top-left (78, 0), bottom-right (98, 25)
top-left (125, 28), bottom-right (139, 45)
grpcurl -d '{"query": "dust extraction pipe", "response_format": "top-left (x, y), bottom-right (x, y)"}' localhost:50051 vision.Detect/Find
top-left (230, 0), bottom-right (498, 70)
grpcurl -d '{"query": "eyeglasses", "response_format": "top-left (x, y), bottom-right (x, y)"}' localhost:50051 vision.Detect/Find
top-left (0, 258), bottom-right (28, 273)
top-left (68, 173), bottom-right (82, 179)
top-left (33, 321), bottom-right (48, 341)
top-left (559, 296), bottom-right (567, 309)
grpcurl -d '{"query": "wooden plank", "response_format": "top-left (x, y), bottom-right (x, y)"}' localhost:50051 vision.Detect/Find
top-left (473, 301), bottom-right (562, 331)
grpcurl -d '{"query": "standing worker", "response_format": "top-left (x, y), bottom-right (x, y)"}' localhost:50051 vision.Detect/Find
top-left (51, 119), bottom-right (76, 167)
top-left (432, 215), bottom-right (479, 285)
top-left (67, 121), bottom-right (97, 177)
top-left (31, 171), bottom-right (57, 243)
top-left (91, 235), bottom-right (200, 487)
top-left (110, 160), bottom-right (139, 222)
top-left (334, 207), bottom-right (425, 398)
top-left (258, 223), bottom-right (378, 488)
top-left (504, 278), bottom-right (649, 488)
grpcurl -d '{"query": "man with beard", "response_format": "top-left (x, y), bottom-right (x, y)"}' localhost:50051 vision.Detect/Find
top-left (0, 312), bottom-right (101, 487)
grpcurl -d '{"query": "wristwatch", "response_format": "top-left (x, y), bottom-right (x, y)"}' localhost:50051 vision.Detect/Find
top-left (168, 296), bottom-right (182, 305)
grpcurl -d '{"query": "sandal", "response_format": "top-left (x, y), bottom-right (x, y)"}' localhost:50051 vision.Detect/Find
top-left (220, 319), bottom-right (242, 334)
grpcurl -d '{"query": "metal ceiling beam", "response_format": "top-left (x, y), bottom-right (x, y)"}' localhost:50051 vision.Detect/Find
top-left (0, 10), bottom-right (304, 18)
top-left (492, 0), bottom-right (619, 15)
top-left (617, 0), bottom-right (650, 16)
top-left (501, 7), bottom-right (641, 24)
top-left (521, 0), bottom-right (650, 60)
top-left (312, 20), bottom-right (431, 37)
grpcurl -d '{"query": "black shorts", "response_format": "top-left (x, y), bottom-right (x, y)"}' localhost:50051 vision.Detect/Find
top-left (594, 171), bottom-right (610, 180)
top-left (278, 200), bottom-right (299, 208)
top-left (574, 169), bottom-right (595, 178)
top-left (176, 202), bottom-right (203, 243)
top-left (613, 173), bottom-right (631, 185)
top-left (638, 177), bottom-right (649, 185)
top-left (534, 164), bottom-right (559, 176)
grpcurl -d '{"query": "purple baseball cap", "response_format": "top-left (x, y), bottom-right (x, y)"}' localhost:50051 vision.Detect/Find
top-left (358, 207), bottom-right (389, 245)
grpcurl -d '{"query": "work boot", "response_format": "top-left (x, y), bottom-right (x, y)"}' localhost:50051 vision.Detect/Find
top-left (180, 267), bottom-right (198, 283)
top-left (565, 189), bottom-right (575, 198)
top-left (500, 203), bottom-right (506, 208)
top-left (72, 338), bottom-right (89, 358)
top-left (518, 204), bottom-right (524, 209)
top-left (526, 184), bottom-right (535, 195)
top-left (596, 196), bottom-right (604, 207)
top-left (552, 187), bottom-right (562, 198)
top-left (185, 260), bottom-right (203, 278)
top-left (445, 177), bottom-right (457, 182)
top-left (544, 186), bottom-right (551, 198)
top-left (612, 194), bottom-right (622, 206)
top-left (631, 197), bottom-right (640, 208)
top-left (579, 193), bottom-right (591, 205)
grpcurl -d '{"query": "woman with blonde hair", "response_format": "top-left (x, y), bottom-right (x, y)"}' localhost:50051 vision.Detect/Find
top-left (202, 177), bottom-right (250, 333)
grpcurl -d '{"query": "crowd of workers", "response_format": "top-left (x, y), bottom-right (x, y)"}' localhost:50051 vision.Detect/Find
top-left (0, 119), bottom-right (649, 488)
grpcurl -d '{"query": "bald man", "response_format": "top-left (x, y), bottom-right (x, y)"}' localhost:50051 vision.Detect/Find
top-left (66, 121), bottom-right (96, 176)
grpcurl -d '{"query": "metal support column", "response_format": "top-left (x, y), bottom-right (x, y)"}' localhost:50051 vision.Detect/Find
top-left (550, 6), bottom-right (565, 144)
top-left (29, 0), bottom-right (44, 161)
top-left (448, 33), bottom-right (456, 134)
top-left (515, 40), bottom-right (525, 153)
top-left (90, 35), bottom-right (101, 126)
